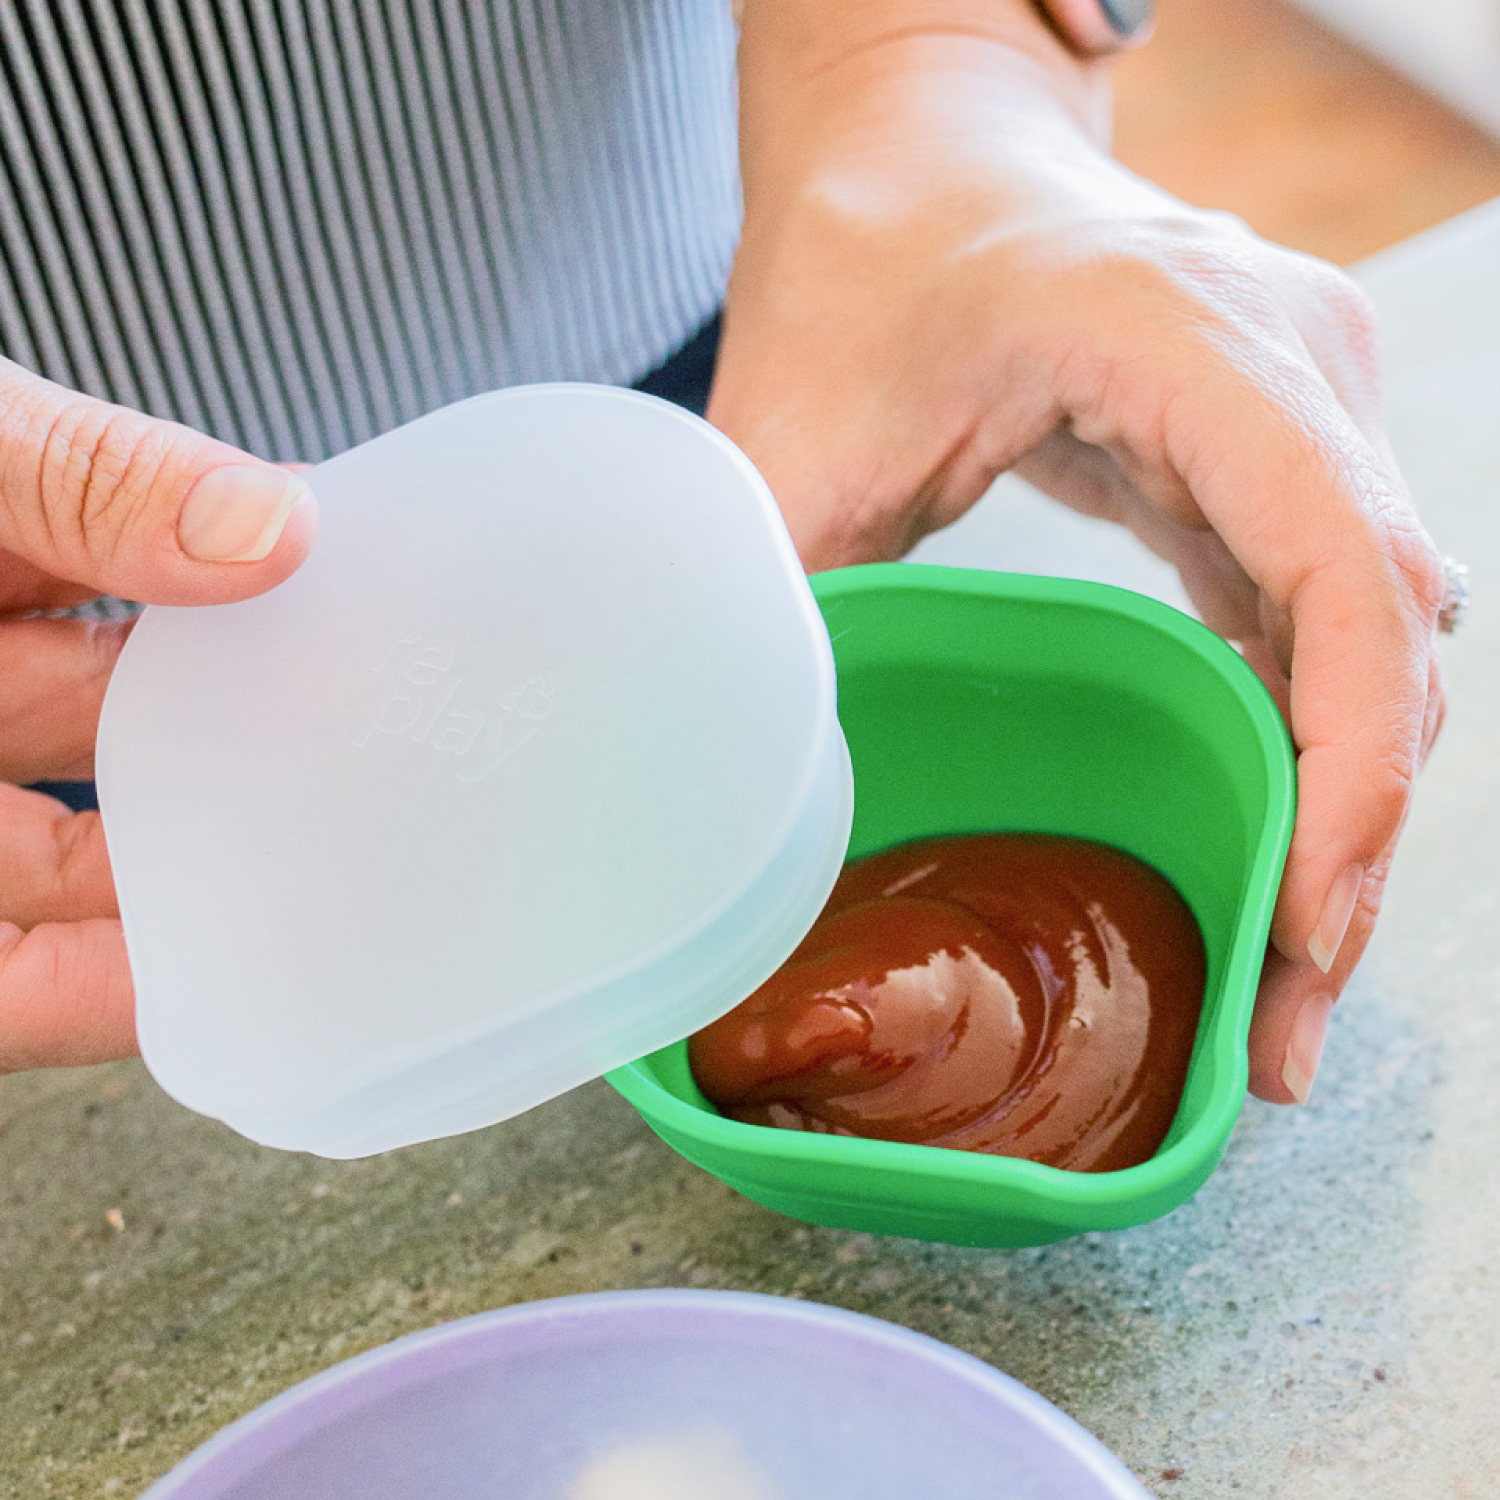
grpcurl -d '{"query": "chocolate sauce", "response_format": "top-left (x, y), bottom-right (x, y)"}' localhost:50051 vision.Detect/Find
top-left (689, 834), bottom-right (1206, 1172)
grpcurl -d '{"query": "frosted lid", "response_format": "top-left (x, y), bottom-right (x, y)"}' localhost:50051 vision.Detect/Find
top-left (96, 386), bottom-right (853, 1157)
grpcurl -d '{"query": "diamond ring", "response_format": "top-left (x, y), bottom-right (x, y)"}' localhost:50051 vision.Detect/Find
top-left (1438, 556), bottom-right (1469, 635)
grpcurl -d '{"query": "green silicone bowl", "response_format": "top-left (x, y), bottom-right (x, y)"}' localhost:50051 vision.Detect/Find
top-left (608, 564), bottom-right (1295, 1247)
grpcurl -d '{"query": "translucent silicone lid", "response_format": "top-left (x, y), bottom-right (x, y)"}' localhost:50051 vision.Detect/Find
top-left (96, 386), bottom-right (853, 1158)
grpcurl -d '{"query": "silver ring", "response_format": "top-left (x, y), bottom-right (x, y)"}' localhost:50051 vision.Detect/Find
top-left (1438, 556), bottom-right (1469, 635)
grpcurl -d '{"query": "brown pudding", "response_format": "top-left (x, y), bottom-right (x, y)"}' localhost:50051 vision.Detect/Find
top-left (689, 834), bottom-right (1206, 1172)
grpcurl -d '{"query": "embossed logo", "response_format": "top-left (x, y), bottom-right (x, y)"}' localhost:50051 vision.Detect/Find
top-left (354, 636), bottom-right (554, 782)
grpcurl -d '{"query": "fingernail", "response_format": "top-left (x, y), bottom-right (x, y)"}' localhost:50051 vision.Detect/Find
top-left (179, 465), bottom-right (310, 563)
top-left (1099, 0), bottom-right (1154, 39)
top-left (1282, 993), bottom-right (1334, 1105)
top-left (1307, 861), bottom-right (1364, 974)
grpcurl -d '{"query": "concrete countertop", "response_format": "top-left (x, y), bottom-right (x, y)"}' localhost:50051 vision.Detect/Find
top-left (3, 199), bottom-right (1498, 1499)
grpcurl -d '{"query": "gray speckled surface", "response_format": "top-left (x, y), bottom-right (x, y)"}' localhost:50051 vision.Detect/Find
top-left (4, 200), bottom-right (1499, 1499)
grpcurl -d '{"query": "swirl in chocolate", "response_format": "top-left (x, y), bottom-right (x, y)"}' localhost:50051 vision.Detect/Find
top-left (689, 834), bottom-right (1206, 1172)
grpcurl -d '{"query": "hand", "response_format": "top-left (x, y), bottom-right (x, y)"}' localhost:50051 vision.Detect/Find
top-left (0, 359), bottom-right (316, 1071)
top-left (713, 0), bottom-right (1446, 1104)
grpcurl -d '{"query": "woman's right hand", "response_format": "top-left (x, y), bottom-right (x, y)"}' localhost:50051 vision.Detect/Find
top-left (0, 358), bottom-right (317, 1072)
top-left (714, 1), bottom-right (1447, 1108)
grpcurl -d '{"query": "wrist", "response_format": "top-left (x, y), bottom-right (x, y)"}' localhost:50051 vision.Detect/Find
top-left (737, 0), bottom-right (1105, 97)
top-left (737, 0), bottom-right (1113, 164)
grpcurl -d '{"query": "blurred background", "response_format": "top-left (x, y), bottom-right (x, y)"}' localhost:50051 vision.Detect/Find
top-left (4, 8), bottom-right (1500, 1497)
top-left (1110, 0), bottom-right (1500, 265)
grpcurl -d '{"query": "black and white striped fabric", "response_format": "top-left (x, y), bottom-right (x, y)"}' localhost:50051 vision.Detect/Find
top-left (0, 0), bottom-right (740, 461)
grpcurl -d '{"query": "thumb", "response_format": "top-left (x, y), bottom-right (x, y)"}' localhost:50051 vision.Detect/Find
top-left (0, 361), bottom-right (316, 605)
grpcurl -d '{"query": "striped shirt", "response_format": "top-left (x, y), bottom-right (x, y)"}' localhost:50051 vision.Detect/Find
top-left (0, 0), bottom-right (741, 461)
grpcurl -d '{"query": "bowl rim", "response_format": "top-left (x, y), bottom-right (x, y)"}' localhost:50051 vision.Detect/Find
top-left (609, 565), bottom-right (1296, 1225)
top-left (141, 1289), bottom-right (1151, 1498)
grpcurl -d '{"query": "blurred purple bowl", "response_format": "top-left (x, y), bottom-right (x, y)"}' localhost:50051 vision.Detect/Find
top-left (142, 1289), bottom-right (1151, 1500)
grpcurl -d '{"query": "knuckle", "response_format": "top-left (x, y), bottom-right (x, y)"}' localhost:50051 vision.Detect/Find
top-left (1028, 213), bottom-right (1257, 326)
top-left (1135, 215), bottom-right (1276, 320)
top-left (1305, 258), bottom-right (1381, 353)
top-left (1357, 503), bottom-right (1446, 640)
top-left (49, 809), bottom-right (110, 913)
top-left (1333, 471), bottom-right (1444, 635)
top-left (1378, 742), bottom-right (1417, 802)
top-left (1096, 223), bottom-right (1258, 314)
top-left (0, 926), bottom-right (25, 1076)
top-left (1394, 526), bottom-right (1445, 627)
top-left (1349, 869), bottom-right (1386, 943)
top-left (1367, 736), bottom-right (1420, 837)
top-left (34, 400), bottom-right (170, 569)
